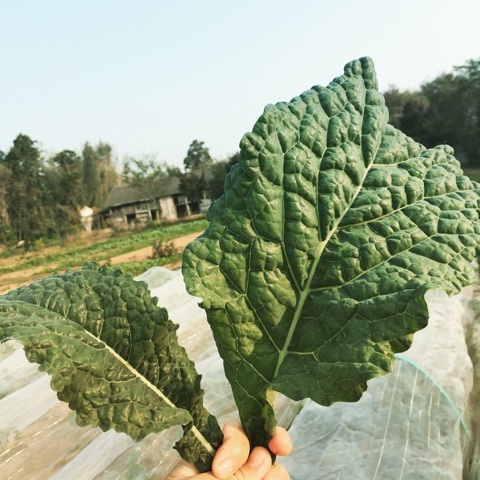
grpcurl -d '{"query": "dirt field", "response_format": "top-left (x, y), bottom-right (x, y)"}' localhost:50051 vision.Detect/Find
top-left (0, 231), bottom-right (202, 294)
top-left (108, 231), bottom-right (200, 266)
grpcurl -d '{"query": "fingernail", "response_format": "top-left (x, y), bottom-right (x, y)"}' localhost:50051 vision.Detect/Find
top-left (215, 459), bottom-right (234, 479)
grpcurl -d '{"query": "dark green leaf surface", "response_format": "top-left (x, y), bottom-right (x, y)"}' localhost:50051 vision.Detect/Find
top-left (182, 57), bottom-right (480, 445)
top-left (0, 263), bottom-right (222, 471)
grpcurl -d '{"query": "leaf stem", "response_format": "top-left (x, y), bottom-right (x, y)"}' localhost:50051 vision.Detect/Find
top-left (274, 118), bottom-right (381, 376)
top-left (83, 330), bottom-right (178, 410)
top-left (83, 330), bottom-right (218, 455)
top-left (190, 425), bottom-right (217, 455)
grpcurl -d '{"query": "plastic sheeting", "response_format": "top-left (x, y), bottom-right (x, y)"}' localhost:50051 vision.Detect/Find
top-left (0, 269), bottom-right (474, 479)
top-left (0, 268), bottom-right (237, 480)
top-left (279, 290), bottom-right (473, 479)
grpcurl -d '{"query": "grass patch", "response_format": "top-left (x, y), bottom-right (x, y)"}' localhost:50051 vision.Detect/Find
top-left (0, 218), bottom-right (207, 277)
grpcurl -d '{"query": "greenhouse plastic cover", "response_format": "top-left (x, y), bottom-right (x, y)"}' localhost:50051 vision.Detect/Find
top-left (0, 267), bottom-right (473, 479)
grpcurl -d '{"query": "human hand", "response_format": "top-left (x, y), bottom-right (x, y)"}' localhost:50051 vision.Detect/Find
top-left (167, 422), bottom-right (292, 480)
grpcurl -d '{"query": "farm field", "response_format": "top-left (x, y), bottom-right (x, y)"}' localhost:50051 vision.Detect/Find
top-left (0, 216), bottom-right (208, 294)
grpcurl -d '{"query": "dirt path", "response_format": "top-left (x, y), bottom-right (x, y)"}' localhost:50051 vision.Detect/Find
top-left (109, 231), bottom-right (201, 265)
top-left (0, 231), bottom-right (203, 294)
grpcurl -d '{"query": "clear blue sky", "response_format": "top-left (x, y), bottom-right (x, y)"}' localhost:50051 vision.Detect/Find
top-left (1, 0), bottom-right (479, 169)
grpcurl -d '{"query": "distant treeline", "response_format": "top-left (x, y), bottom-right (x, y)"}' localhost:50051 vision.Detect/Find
top-left (0, 136), bottom-right (237, 248)
top-left (0, 137), bottom-right (119, 247)
top-left (384, 58), bottom-right (479, 167)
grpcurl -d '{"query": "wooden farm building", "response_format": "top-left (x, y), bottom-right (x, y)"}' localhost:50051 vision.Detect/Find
top-left (100, 177), bottom-right (193, 227)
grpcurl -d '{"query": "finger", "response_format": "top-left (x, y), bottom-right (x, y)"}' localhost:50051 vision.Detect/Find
top-left (237, 446), bottom-right (272, 479)
top-left (263, 462), bottom-right (290, 480)
top-left (268, 427), bottom-right (292, 456)
top-left (212, 422), bottom-right (249, 479)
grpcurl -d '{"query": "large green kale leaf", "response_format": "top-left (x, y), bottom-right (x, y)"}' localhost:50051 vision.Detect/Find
top-left (182, 57), bottom-right (480, 447)
top-left (0, 262), bottom-right (222, 472)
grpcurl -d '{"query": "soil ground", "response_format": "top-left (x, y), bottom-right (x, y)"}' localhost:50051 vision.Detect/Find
top-left (0, 230), bottom-right (202, 294)
top-left (108, 231), bottom-right (200, 268)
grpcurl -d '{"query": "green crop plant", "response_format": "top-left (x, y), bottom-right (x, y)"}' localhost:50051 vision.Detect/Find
top-left (1, 57), bottom-right (479, 473)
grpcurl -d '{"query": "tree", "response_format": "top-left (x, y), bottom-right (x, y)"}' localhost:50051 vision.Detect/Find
top-left (82, 143), bottom-right (99, 206)
top-left (43, 150), bottom-right (84, 239)
top-left (47, 150), bottom-right (84, 206)
top-left (384, 58), bottom-right (480, 166)
top-left (1, 134), bottom-right (48, 246)
top-left (0, 164), bottom-right (12, 243)
top-left (179, 169), bottom-right (206, 213)
top-left (183, 140), bottom-right (212, 171)
top-left (453, 59), bottom-right (480, 166)
top-left (383, 86), bottom-right (412, 126)
top-left (383, 88), bottom-right (432, 144)
top-left (206, 152), bottom-right (240, 202)
top-left (420, 74), bottom-right (465, 148)
top-left (95, 142), bottom-right (119, 207)
top-left (399, 93), bottom-right (432, 144)
top-left (82, 142), bottom-right (119, 208)
top-left (179, 140), bottom-right (215, 213)
top-left (123, 156), bottom-right (177, 221)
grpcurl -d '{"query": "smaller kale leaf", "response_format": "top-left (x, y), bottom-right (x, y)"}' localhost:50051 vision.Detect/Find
top-left (0, 262), bottom-right (222, 472)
